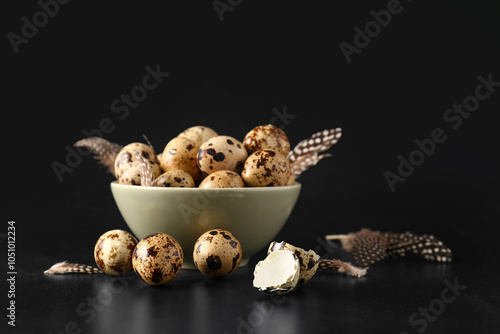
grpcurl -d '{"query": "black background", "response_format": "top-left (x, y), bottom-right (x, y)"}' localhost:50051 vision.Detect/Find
top-left (3, 0), bottom-right (500, 333)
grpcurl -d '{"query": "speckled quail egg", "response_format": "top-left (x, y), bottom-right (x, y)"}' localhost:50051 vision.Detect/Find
top-left (243, 124), bottom-right (291, 157)
top-left (198, 170), bottom-right (245, 188)
top-left (94, 229), bottom-right (138, 276)
top-left (178, 126), bottom-right (218, 148)
top-left (160, 137), bottom-right (202, 182)
top-left (114, 143), bottom-right (161, 185)
top-left (193, 229), bottom-right (242, 278)
top-left (241, 149), bottom-right (291, 187)
top-left (116, 164), bottom-right (141, 185)
top-left (155, 169), bottom-right (195, 187)
top-left (287, 174), bottom-right (296, 186)
top-left (197, 136), bottom-right (248, 175)
top-left (132, 233), bottom-right (183, 286)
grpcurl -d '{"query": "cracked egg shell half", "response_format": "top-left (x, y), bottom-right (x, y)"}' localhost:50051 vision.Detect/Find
top-left (132, 233), bottom-right (183, 286)
top-left (197, 136), bottom-right (248, 175)
top-left (114, 143), bottom-right (161, 185)
top-left (253, 250), bottom-right (300, 294)
top-left (94, 229), bottom-right (138, 276)
top-left (243, 124), bottom-right (290, 157)
top-left (198, 170), bottom-right (245, 188)
top-left (241, 149), bottom-right (291, 187)
top-left (178, 125), bottom-right (218, 148)
top-left (268, 241), bottom-right (320, 284)
top-left (160, 137), bottom-right (202, 182)
top-left (193, 229), bottom-right (242, 278)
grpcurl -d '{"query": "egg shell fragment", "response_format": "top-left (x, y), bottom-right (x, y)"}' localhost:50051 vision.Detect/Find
top-left (132, 233), bottom-right (184, 286)
top-left (155, 169), bottom-right (195, 187)
top-left (241, 150), bottom-right (291, 187)
top-left (193, 229), bottom-right (243, 278)
top-left (268, 241), bottom-right (320, 284)
top-left (253, 250), bottom-right (300, 294)
top-left (198, 170), bottom-right (245, 188)
top-left (243, 124), bottom-right (291, 157)
top-left (94, 229), bottom-right (138, 276)
top-left (178, 126), bottom-right (218, 148)
top-left (161, 137), bottom-right (202, 182)
top-left (114, 143), bottom-right (161, 185)
top-left (197, 136), bottom-right (248, 175)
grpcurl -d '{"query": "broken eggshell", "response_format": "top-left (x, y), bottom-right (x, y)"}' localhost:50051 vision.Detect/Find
top-left (268, 241), bottom-right (320, 285)
top-left (253, 250), bottom-right (300, 294)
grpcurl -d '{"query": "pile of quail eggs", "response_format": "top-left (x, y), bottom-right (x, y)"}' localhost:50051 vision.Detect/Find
top-left (94, 228), bottom-right (243, 286)
top-left (92, 125), bottom-right (302, 286)
top-left (115, 124), bottom-right (294, 188)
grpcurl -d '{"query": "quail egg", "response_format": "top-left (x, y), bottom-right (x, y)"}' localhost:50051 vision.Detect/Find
top-left (198, 170), bottom-right (245, 188)
top-left (116, 164), bottom-right (141, 185)
top-left (160, 137), bottom-right (202, 182)
top-left (243, 124), bottom-right (291, 157)
top-left (193, 229), bottom-right (242, 278)
top-left (197, 136), bottom-right (248, 175)
top-left (241, 149), bottom-right (291, 187)
top-left (178, 126), bottom-right (218, 148)
top-left (94, 229), bottom-right (138, 275)
top-left (114, 143), bottom-right (161, 185)
top-left (155, 169), bottom-right (195, 187)
top-left (132, 233), bottom-right (184, 286)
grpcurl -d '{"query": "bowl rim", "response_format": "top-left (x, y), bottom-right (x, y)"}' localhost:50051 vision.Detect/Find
top-left (110, 181), bottom-right (301, 192)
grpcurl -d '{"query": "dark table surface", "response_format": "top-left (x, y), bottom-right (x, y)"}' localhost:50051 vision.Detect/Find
top-left (4, 0), bottom-right (500, 333)
top-left (6, 173), bottom-right (500, 334)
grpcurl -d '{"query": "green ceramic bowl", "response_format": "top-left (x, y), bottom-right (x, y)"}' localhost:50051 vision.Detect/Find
top-left (110, 182), bottom-right (301, 269)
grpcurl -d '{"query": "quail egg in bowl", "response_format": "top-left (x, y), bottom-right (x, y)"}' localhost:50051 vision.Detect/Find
top-left (110, 182), bottom-right (301, 269)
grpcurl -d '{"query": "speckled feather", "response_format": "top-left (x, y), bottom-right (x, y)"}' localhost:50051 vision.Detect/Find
top-left (317, 259), bottom-right (367, 277)
top-left (287, 128), bottom-right (342, 178)
top-left (326, 228), bottom-right (453, 268)
top-left (142, 134), bottom-right (160, 164)
top-left (290, 153), bottom-right (332, 178)
top-left (44, 261), bottom-right (103, 274)
top-left (74, 137), bottom-right (123, 175)
top-left (133, 150), bottom-right (155, 186)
